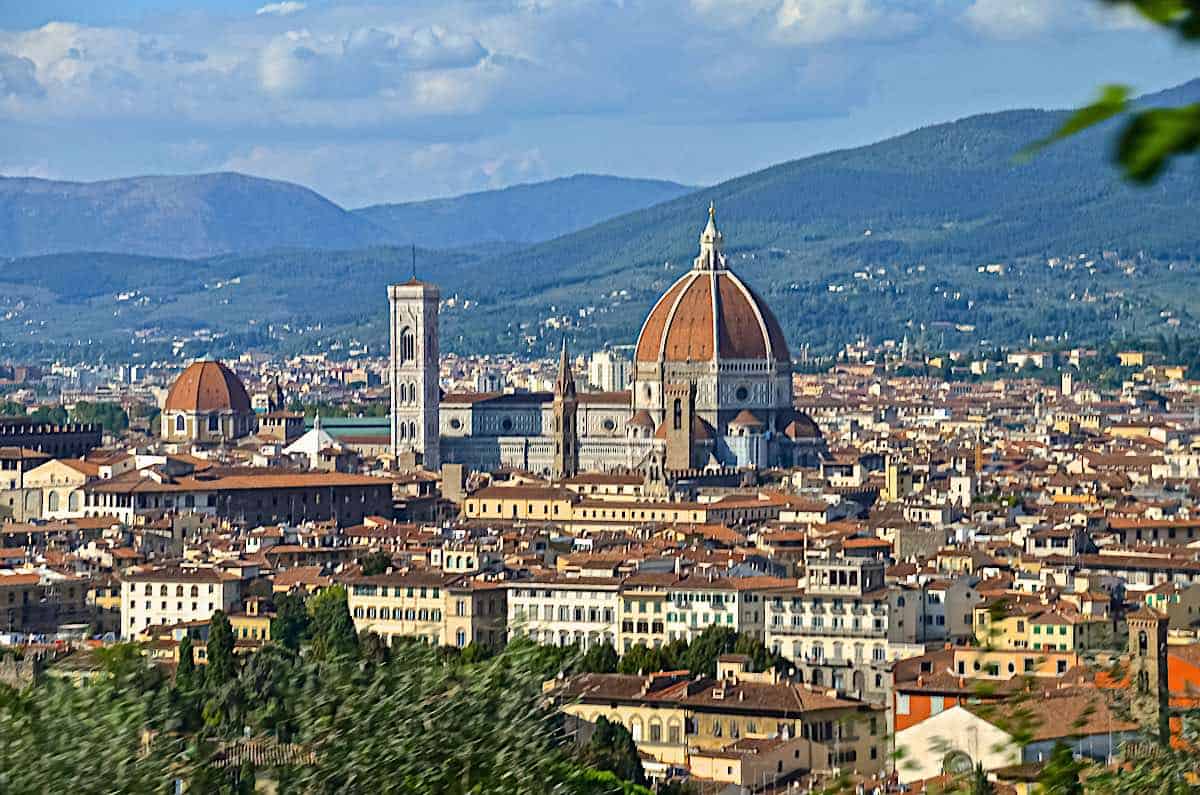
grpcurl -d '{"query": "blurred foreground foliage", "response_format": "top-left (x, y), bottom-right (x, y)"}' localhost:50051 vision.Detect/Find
top-left (0, 633), bottom-right (665, 794)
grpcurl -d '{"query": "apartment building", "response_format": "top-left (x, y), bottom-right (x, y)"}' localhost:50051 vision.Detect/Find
top-left (664, 575), bottom-right (789, 645)
top-left (345, 571), bottom-right (508, 649)
top-left (507, 575), bottom-right (620, 649)
top-left (553, 656), bottom-right (886, 775)
top-left (121, 566), bottom-right (243, 639)
top-left (763, 558), bottom-right (931, 703)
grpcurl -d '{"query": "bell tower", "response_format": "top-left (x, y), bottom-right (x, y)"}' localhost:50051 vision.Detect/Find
top-left (664, 381), bottom-right (696, 472)
top-left (389, 278), bottom-right (440, 470)
top-left (551, 338), bottom-right (579, 479)
top-left (1127, 605), bottom-right (1169, 745)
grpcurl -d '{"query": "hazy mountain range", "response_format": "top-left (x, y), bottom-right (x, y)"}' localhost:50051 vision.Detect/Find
top-left (1, 79), bottom-right (1198, 361)
top-left (0, 172), bottom-right (694, 259)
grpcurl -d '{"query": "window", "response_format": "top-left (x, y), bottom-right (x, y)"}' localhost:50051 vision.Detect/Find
top-left (175, 414), bottom-right (185, 432)
top-left (896, 694), bottom-right (910, 715)
top-left (930, 696), bottom-right (945, 715)
top-left (400, 326), bottom-right (416, 363)
top-left (208, 415), bottom-right (219, 432)
top-left (672, 399), bottom-right (682, 430)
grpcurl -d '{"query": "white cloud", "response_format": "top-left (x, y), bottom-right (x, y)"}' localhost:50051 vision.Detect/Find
top-left (963, 0), bottom-right (1154, 39)
top-left (688, 0), bottom-right (922, 44)
top-left (962, 0), bottom-right (1054, 38)
top-left (257, 2), bottom-right (307, 17)
top-left (772, 0), bottom-right (919, 44)
top-left (258, 25), bottom-right (488, 99)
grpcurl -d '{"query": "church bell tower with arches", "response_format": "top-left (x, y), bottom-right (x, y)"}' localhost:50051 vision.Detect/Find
top-left (389, 278), bottom-right (440, 470)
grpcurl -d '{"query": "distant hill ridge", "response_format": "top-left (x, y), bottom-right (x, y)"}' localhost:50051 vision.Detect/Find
top-left (352, 174), bottom-right (696, 248)
top-left (0, 171), bottom-right (696, 259)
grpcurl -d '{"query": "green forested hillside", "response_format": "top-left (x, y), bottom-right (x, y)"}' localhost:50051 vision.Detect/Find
top-left (2, 80), bottom-right (1198, 361)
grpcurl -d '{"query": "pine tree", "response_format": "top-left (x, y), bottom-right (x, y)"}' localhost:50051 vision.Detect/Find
top-left (308, 585), bottom-right (359, 660)
top-left (207, 610), bottom-right (237, 685)
top-left (271, 591), bottom-right (310, 652)
top-left (580, 641), bottom-right (619, 673)
top-left (177, 634), bottom-right (196, 690)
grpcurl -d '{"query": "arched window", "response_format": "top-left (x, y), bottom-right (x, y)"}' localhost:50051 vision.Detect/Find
top-left (1138, 630), bottom-right (1148, 657)
top-left (175, 414), bottom-right (185, 432)
top-left (68, 491), bottom-right (80, 511)
top-left (400, 327), bottom-right (416, 363)
top-left (160, 585), bottom-right (169, 596)
top-left (47, 491), bottom-right (59, 512)
top-left (207, 415), bottom-right (219, 432)
top-left (409, 421), bottom-right (417, 439)
top-left (399, 423), bottom-right (407, 440)
top-left (190, 586), bottom-right (199, 597)
top-left (400, 383), bottom-right (408, 403)
top-left (672, 399), bottom-right (682, 430)
top-left (176, 585), bottom-right (184, 597)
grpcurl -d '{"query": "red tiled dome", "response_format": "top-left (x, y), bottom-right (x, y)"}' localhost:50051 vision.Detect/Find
top-left (634, 269), bottom-right (790, 364)
top-left (164, 361), bottom-right (251, 413)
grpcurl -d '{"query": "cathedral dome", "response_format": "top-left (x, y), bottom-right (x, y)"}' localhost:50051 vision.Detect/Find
top-left (164, 360), bottom-right (252, 413)
top-left (634, 205), bottom-right (789, 364)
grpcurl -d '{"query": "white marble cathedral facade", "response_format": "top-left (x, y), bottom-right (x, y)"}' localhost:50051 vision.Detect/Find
top-left (389, 206), bottom-right (826, 477)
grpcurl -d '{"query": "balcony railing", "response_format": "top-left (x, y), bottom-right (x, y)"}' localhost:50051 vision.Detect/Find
top-left (767, 624), bottom-right (887, 639)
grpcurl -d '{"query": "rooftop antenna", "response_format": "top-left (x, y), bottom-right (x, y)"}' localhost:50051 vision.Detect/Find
top-left (411, 244), bottom-right (417, 281)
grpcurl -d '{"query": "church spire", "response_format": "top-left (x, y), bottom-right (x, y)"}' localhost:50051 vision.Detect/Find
top-left (555, 337), bottom-right (576, 398)
top-left (694, 201), bottom-right (725, 271)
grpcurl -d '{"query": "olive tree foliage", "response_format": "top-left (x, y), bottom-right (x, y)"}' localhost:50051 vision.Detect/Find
top-left (1027, 1), bottom-right (1200, 181)
top-left (0, 635), bottom-right (662, 795)
top-left (0, 677), bottom-right (200, 793)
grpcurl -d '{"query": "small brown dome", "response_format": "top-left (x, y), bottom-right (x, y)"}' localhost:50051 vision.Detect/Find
top-left (164, 361), bottom-right (251, 413)
top-left (729, 409), bottom-right (764, 428)
top-left (783, 411), bottom-right (822, 440)
top-left (626, 409), bottom-right (656, 429)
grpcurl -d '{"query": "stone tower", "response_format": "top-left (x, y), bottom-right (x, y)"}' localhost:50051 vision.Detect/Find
top-left (664, 381), bottom-right (696, 472)
top-left (1127, 605), bottom-right (1169, 745)
top-left (551, 338), bottom-right (579, 480)
top-left (389, 278), bottom-right (440, 470)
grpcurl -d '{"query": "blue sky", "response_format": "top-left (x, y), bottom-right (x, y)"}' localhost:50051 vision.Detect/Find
top-left (0, 0), bottom-right (1196, 207)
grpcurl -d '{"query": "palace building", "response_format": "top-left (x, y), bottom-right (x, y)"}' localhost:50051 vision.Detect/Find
top-left (389, 205), bottom-right (826, 478)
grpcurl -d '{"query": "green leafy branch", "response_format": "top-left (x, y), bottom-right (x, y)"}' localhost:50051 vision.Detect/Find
top-left (1022, 1), bottom-right (1200, 182)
